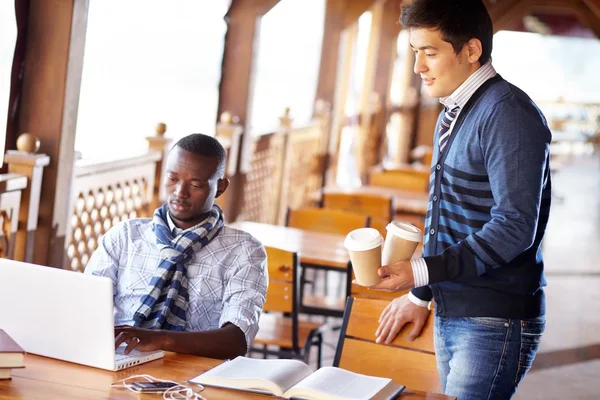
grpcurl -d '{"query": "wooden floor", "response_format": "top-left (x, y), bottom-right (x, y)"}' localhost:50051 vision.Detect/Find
top-left (250, 152), bottom-right (600, 399)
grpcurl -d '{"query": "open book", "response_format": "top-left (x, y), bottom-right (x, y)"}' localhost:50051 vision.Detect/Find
top-left (189, 356), bottom-right (405, 400)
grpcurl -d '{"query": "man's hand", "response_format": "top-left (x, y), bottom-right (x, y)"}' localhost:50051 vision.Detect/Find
top-left (366, 260), bottom-right (415, 292)
top-left (376, 294), bottom-right (430, 344)
top-left (114, 325), bottom-right (165, 354)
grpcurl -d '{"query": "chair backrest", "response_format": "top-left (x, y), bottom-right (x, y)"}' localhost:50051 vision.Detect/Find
top-left (334, 297), bottom-right (441, 393)
top-left (368, 216), bottom-right (390, 238)
top-left (322, 192), bottom-right (393, 220)
top-left (368, 168), bottom-right (429, 192)
top-left (263, 246), bottom-right (301, 349)
top-left (286, 207), bottom-right (369, 236)
top-left (410, 145), bottom-right (433, 167)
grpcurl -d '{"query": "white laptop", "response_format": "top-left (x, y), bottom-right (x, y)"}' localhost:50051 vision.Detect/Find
top-left (0, 258), bottom-right (164, 371)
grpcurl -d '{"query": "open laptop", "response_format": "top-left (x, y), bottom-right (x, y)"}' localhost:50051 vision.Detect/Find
top-left (0, 258), bottom-right (164, 371)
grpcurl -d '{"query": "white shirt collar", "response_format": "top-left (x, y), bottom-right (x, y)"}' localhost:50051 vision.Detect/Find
top-left (440, 62), bottom-right (497, 110)
top-left (166, 211), bottom-right (214, 236)
top-left (166, 212), bottom-right (181, 235)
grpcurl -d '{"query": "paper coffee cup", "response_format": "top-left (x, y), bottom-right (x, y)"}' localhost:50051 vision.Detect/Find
top-left (344, 228), bottom-right (384, 286)
top-left (381, 221), bottom-right (422, 265)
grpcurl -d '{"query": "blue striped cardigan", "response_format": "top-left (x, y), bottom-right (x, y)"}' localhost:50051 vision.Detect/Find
top-left (411, 75), bottom-right (552, 319)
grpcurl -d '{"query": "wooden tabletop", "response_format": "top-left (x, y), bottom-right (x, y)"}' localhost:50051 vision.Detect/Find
top-left (0, 353), bottom-right (455, 399)
top-left (229, 221), bottom-right (350, 270)
top-left (312, 185), bottom-right (430, 216)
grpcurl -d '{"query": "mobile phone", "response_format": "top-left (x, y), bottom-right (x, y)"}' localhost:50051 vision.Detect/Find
top-left (129, 381), bottom-right (179, 393)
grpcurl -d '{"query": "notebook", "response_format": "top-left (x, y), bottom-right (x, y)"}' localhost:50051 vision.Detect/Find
top-left (0, 329), bottom-right (24, 369)
top-left (0, 329), bottom-right (25, 380)
top-left (189, 356), bottom-right (405, 400)
top-left (0, 258), bottom-right (164, 371)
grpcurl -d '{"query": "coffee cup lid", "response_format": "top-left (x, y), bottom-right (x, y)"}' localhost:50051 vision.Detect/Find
top-left (386, 221), bottom-right (422, 242)
top-left (344, 228), bottom-right (383, 251)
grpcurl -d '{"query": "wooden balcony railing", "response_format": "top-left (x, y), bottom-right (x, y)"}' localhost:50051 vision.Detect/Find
top-left (65, 150), bottom-right (162, 272)
top-left (3, 133), bottom-right (50, 262)
top-left (64, 116), bottom-right (241, 272)
top-left (238, 102), bottom-right (332, 225)
top-left (0, 174), bottom-right (28, 259)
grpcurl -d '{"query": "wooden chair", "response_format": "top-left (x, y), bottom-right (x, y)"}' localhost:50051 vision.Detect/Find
top-left (286, 207), bottom-right (369, 317)
top-left (252, 246), bottom-right (325, 367)
top-left (368, 168), bottom-right (430, 192)
top-left (410, 145), bottom-right (433, 167)
top-left (334, 297), bottom-right (441, 393)
top-left (285, 207), bottom-right (369, 236)
top-left (321, 192), bottom-right (394, 220)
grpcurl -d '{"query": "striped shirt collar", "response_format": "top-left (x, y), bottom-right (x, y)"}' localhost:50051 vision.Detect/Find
top-left (440, 62), bottom-right (497, 110)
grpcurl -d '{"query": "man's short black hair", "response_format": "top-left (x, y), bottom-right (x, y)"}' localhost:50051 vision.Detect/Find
top-left (174, 133), bottom-right (227, 178)
top-left (401, 0), bottom-right (493, 65)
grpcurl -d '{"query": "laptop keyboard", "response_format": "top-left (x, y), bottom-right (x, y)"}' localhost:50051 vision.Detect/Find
top-left (115, 345), bottom-right (143, 362)
top-left (114, 344), bottom-right (164, 370)
top-left (115, 353), bottom-right (133, 362)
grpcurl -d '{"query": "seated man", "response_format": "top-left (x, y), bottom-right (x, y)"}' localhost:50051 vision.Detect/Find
top-left (84, 133), bottom-right (268, 359)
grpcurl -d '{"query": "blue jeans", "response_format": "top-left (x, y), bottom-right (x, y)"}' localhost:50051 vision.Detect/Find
top-left (434, 315), bottom-right (545, 400)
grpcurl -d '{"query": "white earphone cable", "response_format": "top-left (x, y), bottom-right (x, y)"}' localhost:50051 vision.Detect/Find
top-left (110, 374), bottom-right (206, 400)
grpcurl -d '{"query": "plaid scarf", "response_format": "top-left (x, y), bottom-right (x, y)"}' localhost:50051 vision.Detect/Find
top-left (132, 203), bottom-right (224, 330)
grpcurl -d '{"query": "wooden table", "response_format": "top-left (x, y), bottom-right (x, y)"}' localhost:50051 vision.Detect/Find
top-left (229, 221), bottom-right (352, 317)
top-left (228, 221), bottom-right (424, 317)
top-left (312, 185), bottom-right (430, 216)
top-left (229, 221), bottom-right (349, 271)
top-left (0, 353), bottom-right (455, 399)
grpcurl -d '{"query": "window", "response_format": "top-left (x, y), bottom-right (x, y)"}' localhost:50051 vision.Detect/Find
top-left (493, 30), bottom-right (600, 103)
top-left (248, 0), bottom-right (326, 133)
top-left (76, 0), bottom-right (228, 160)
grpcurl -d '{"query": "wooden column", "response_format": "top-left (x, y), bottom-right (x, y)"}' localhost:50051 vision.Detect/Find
top-left (4, 133), bottom-right (50, 262)
top-left (218, 0), bottom-right (280, 124)
top-left (366, 0), bottom-right (404, 171)
top-left (146, 123), bottom-right (172, 214)
top-left (326, 23), bottom-right (358, 186)
top-left (16, 0), bottom-right (89, 267)
top-left (217, 0), bottom-right (280, 222)
top-left (215, 111), bottom-right (243, 222)
top-left (373, 0), bottom-right (402, 110)
top-left (275, 108), bottom-right (293, 225)
top-left (355, 1), bottom-right (385, 182)
top-left (393, 41), bottom-right (421, 165)
top-left (315, 0), bottom-right (346, 108)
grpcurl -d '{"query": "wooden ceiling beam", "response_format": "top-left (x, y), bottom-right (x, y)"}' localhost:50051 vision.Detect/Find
top-left (582, 0), bottom-right (600, 19)
top-left (490, 0), bottom-right (600, 38)
top-left (493, 0), bottom-right (534, 32)
top-left (530, 0), bottom-right (600, 39)
top-left (485, 0), bottom-right (526, 23)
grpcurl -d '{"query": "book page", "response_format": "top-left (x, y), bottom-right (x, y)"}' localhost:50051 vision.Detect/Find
top-left (189, 357), bottom-right (314, 395)
top-left (285, 366), bottom-right (392, 400)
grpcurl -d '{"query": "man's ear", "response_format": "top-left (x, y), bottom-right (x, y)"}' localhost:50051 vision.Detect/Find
top-left (215, 178), bottom-right (230, 198)
top-left (466, 38), bottom-right (483, 64)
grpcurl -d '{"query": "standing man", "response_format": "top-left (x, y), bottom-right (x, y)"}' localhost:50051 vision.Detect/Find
top-left (85, 133), bottom-right (268, 359)
top-left (363, 1), bottom-right (551, 398)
